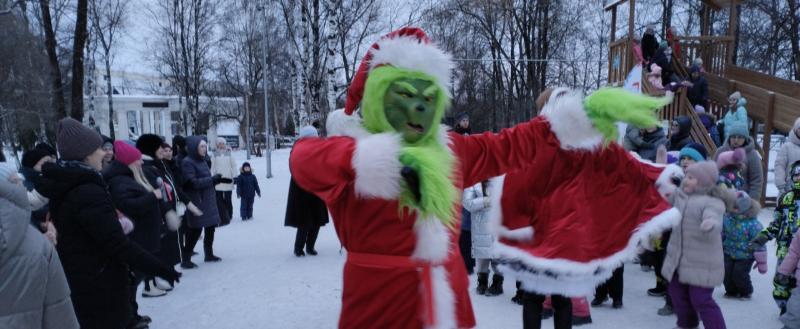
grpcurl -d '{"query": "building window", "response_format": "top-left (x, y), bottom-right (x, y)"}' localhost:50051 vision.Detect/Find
top-left (142, 102), bottom-right (169, 108)
top-left (127, 111), bottom-right (139, 138)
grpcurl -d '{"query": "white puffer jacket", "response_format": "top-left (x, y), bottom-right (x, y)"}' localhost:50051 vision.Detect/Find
top-left (211, 149), bottom-right (237, 192)
top-left (775, 118), bottom-right (800, 194)
top-left (462, 183), bottom-right (494, 259)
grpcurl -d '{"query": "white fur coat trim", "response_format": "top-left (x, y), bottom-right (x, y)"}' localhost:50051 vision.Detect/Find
top-left (427, 266), bottom-right (456, 329)
top-left (629, 153), bottom-right (685, 199)
top-left (352, 133), bottom-right (404, 199)
top-left (411, 217), bottom-right (452, 263)
top-left (493, 207), bottom-right (680, 296)
top-left (369, 36), bottom-right (453, 93)
top-left (412, 216), bottom-right (456, 328)
top-left (540, 88), bottom-right (604, 151)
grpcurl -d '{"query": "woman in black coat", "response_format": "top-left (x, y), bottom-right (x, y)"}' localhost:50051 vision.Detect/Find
top-left (181, 136), bottom-right (225, 267)
top-left (285, 126), bottom-right (329, 257)
top-left (136, 135), bottom-right (189, 289)
top-left (37, 118), bottom-right (180, 329)
top-left (104, 141), bottom-right (180, 328)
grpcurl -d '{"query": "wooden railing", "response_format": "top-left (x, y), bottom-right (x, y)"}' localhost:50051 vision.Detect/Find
top-left (674, 36), bottom-right (734, 76)
top-left (608, 38), bottom-right (633, 85)
top-left (641, 70), bottom-right (717, 156)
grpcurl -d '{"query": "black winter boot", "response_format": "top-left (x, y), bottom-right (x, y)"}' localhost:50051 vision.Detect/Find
top-left (476, 272), bottom-right (489, 295)
top-left (511, 281), bottom-right (524, 305)
top-left (486, 274), bottom-right (504, 296)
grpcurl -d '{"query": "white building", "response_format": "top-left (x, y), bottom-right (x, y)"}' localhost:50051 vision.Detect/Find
top-left (86, 94), bottom-right (244, 149)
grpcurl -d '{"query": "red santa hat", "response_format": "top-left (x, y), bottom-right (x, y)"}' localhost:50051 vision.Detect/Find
top-left (343, 27), bottom-right (453, 116)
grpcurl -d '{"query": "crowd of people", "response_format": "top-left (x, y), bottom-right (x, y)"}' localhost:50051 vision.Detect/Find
top-left (0, 118), bottom-right (261, 329)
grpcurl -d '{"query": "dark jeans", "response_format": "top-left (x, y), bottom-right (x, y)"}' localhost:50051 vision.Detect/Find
top-left (459, 230), bottom-right (474, 274)
top-left (240, 196), bottom-right (254, 219)
top-left (595, 265), bottom-right (624, 301)
top-left (216, 190), bottom-right (233, 218)
top-left (184, 226), bottom-right (216, 259)
top-left (295, 226), bottom-right (320, 252)
top-left (669, 274), bottom-right (726, 329)
top-left (724, 255), bottom-right (755, 296)
top-left (522, 292), bottom-right (572, 329)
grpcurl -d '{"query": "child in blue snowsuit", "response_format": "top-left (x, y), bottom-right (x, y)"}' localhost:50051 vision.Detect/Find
top-left (752, 160), bottom-right (800, 312)
top-left (722, 191), bottom-right (762, 299)
top-left (235, 162), bottom-right (260, 220)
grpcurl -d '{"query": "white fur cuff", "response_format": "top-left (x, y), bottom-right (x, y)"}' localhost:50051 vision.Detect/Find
top-left (352, 133), bottom-right (403, 199)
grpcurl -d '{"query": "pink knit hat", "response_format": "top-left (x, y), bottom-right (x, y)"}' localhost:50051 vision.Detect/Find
top-left (717, 148), bottom-right (746, 169)
top-left (114, 140), bottom-right (142, 166)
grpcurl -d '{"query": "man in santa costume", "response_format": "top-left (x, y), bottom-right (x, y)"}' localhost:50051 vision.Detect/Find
top-left (289, 27), bottom-right (676, 329)
top-left (488, 88), bottom-right (684, 329)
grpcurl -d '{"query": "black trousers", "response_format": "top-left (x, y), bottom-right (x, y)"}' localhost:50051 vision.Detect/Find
top-left (595, 265), bottom-right (624, 301)
top-left (724, 255), bottom-right (755, 296)
top-left (522, 292), bottom-right (572, 329)
top-left (127, 271), bottom-right (145, 328)
top-left (459, 230), bottom-right (474, 274)
top-left (216, 191), bottom-right (233, 219)
top-left (654, 232), bottom-right (673, 307)
top-left (184, 226), bottom-right (216, 259)
top-left (295, 226), bottom-right (320, 252)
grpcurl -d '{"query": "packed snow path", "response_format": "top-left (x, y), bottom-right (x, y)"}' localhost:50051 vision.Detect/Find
top-left (140, 149), bottom-right (783, 328)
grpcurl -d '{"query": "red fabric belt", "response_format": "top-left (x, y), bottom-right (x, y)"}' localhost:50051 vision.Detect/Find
top-left (347, 252), bottom-right (437, 327)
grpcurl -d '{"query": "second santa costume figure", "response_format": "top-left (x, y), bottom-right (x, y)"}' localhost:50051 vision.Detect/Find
top-left (290, 27), bottom-right (677, 329)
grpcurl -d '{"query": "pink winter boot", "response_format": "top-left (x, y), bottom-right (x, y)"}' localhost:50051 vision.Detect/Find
top-left (754, 250), bottom-right (768, 274)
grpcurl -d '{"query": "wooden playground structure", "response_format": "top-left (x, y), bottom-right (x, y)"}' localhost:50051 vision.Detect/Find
top-left (605, 0), bottom-right (800, 205)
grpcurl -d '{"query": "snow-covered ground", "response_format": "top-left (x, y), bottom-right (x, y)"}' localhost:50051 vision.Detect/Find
top-left (136, 149), bottom-right (783, 329)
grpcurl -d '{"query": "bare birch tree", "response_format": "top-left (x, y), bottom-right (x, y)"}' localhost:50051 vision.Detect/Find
top-left (89, 0), bottom-right (127, 139)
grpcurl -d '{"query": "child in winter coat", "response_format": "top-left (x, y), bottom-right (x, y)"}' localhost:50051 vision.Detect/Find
top-left (662, 161), bottom-right (732, 329)
top-left (235, 162), bottom-right (261, 221)
top-left (722, 191), bottom-right (763, 299)
top-left (462, 181), bottom-right (502, 296)
top-left (752, 160), bottom-right (800, 312)
top-left (678, 143), bottom-right (708, 171)
top-left (777, 230), bottom-right (800, 327)
top-left (717, 148), bottom-right (746, 190)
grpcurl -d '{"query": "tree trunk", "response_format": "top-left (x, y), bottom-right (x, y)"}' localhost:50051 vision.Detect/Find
top-left (70, 0), bottom-right (90, 121)
top-left (789, 0), bottom-right (800, 81)
top-left (104, 54), bottom-right (115, 139)
top-left (325, 0), bottom-right (340, 112)
top-left (39, 0), bottom-right (67, 119)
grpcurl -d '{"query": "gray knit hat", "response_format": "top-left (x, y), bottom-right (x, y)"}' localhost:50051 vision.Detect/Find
top-left (57, 118), bottom-right (104, 161)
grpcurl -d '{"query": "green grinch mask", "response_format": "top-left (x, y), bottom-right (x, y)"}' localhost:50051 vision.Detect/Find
top-left (383, 79), bottom-right (438, 143)
top-left (360, 65), bottom-right (457, 227)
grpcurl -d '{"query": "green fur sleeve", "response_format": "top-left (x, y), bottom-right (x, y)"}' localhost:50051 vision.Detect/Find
top-left (583, 88), bottom-right (673, 144)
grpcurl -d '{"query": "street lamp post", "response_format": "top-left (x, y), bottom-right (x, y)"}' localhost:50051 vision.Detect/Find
top-left (256, 2), bottom-right (272, 179)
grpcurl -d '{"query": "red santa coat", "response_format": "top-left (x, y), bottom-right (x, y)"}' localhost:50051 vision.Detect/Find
top-left (487, 89), bottom-right (683, 296)
top-left (289, 111), bottom-right (549, 329)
